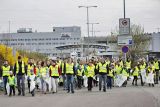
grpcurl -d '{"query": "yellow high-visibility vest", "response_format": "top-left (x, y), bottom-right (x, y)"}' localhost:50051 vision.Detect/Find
top-left (133, 66), bottom-right (139, 77)
top-left (108, 70), bottom-right (114, 77)
top-left (99, 63), bottom-right (107, 73)
top-left (77, 65), bottom-right (84, 76)
top-left (2, 65), bottom-right (10, 76)
top-left (16, 61), bottom-right (25, 74)
top-left (27, 64), bottom-right (34, 76)
top-left (115, 65), bottom-right (122, 75)
top-left (50, 65), bottom-right (59, 77)
top-left (66, 63), bottom-right (74, 74)
top-left (86, 65), bottom-right (95, 77)
top-left (154, 61), bottom-right (159, 70)
top-left (126, 61), bottom-right (131, 69)
top-left (122, 68), bottom-right (129, 77)
top-left (8, 76), bottom-right (15, 86)
top-left (40, 67), bottom-right (47, 77)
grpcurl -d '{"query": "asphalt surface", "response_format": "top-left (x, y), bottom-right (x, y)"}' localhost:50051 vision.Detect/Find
top-left (0, 82), bottom-right (160, 107)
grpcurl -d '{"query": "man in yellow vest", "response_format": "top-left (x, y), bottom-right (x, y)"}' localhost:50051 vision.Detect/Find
top-left (98, 58), bottom-right (108, 92)
top-left (49, 60), bottom-right (60, 93)
top-left (154, 58), bottom-right (159, 84)
top-left (14, 56), bottom-right (27, 96)
top-left (61, 58), bottom-right (67, 90)
top-left (64, 57), bottom-right (75, 93)
top-left (132, 64), bottom-right (140, 86)
top-left (0, 60), bottom-right (12, 95)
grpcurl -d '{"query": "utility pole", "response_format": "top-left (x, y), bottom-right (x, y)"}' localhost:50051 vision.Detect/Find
top-left (124, 0), bottom-right (126, 19)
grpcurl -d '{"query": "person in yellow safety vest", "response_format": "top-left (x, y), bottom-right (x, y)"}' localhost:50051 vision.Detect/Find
top-left (132, 65), bottom-right (140, 86)
top-left (60, 59), bottom-right (67, 90)
top-left (107, 65), bottom-right (114, 89)
top-left (49, 60), bottom-right (60, 93)
top-left (121, 64), bottom-right (129, 87)
top-left (13, 56), bottom-right (27, 96)
top-left (93, 60), bottom-right (99, 87)
top-left (126, 58), bottom-right (132, 76)
top-left (115, 63), bottom-right (122, 75)
top-left (40, 61), bottom-right (48, 94)
top-left (98, 58), bottom-right (108, 92)
top-left (154, 58), bottom-right (159, 84)
top-left (8, 71), bottom-right (16, 96)
top-left (76, 60), bottom-right (84, 89)
top-left (147, 64), bottom-right (155, 87)
top-left (64, 58), bottom-right (75, 93)
top-left (139, 61), bottom-right (146, 86)
top-left (27, 58), bottom-right (35, 93)
top-left (86, 60), bottom-right (95, 91)
top-left (0, 60), bottom-right (12, 95)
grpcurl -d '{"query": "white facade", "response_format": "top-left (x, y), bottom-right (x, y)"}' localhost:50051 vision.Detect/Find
top-left (149, 32), bottom-right (160, 52)
top-left (0, 26), bottom-right (81, 56)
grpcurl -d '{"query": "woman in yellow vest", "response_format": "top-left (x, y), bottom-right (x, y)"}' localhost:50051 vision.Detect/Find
top-left (154, 58), bottom-right (159, 84)
top-left (49, 60), bottom-right (60, 93)
top-left (132, 64), bottom-right (140, 86)
top-left (146, 64), bottom-right (155, 87)
top-left (1, 60), bottom-right (12, 95)
top-left (86, 60), bottom-right (95, 91)
top-left (139, 61), bottom-right (146, 86)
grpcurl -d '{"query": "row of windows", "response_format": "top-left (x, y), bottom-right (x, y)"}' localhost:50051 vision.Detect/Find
top-left (8, 42), bottom-right (78, 46)
top-left (0, 38), bottom-right (80, 42)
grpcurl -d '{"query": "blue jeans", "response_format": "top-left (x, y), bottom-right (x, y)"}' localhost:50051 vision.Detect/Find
top-left (107, 76), bottom-right (112, 89)
top-left (62, 75), bottom-right (67, 90)
top-left (17, 75), bottom-right (25, 95)
top-left (99, 74), bottom-right (107, 91)
top-left (67, 75), bottom-right (74, 92)
top-left (3, 76), bottom-right (8, 94)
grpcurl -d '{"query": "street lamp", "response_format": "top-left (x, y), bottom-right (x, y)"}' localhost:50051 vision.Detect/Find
top-left (78, 5), bottom-right (98, 58)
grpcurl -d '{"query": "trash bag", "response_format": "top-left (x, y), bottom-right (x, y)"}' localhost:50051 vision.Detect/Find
top-left (6, 83), bottom-right (10, 96)
top-left (30, 80), bottom-right (36, 92)
top-left (83, 75), bottom-right (88, 87)
top-left (146, 73), bottom-right (154, 84)
top-left (115, 74), bottom-right (127, 87)
top-left (141, 69), bottom-right (146, 83)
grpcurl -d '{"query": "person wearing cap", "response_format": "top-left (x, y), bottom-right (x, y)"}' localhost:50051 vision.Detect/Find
top-left (49, 60), bottom-right (60, 93)
top-left (86, 60), bottom-right (95, 91)
top-left (8, 71), bottom-right (16, 96)
top-left (14, 56), bottom-right (27, 96)
top-left (0, 60), bottom-right (12, 95)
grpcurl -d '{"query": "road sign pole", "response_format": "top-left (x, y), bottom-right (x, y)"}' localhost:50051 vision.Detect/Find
top-left (124, 53), bottom-right (126, 62)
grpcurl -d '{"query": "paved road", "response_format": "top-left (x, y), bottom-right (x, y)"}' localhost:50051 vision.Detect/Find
top-left (0, 83), bottom-right (160, 107)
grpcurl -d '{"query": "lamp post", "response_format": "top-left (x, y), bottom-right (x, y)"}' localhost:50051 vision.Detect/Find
top-left (89, 23), bottom-right (99, 37)
top-left (78, 6), bottom-right (97, 58)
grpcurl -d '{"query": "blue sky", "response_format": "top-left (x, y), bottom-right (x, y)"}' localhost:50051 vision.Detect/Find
top-left (0, 0), bottom-right (160, 36)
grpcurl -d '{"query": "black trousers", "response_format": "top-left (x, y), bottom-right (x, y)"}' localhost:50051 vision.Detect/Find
top-left (9, 85), bottom-right (15, 96)
top-left (88, 77), bottom-right (93, 91)
top-left (77, 76), bottom-right (82, 89)
top-left (132, 76), bottom-right (138, 85)
top-left (155, 69), bottom-right (159, 84)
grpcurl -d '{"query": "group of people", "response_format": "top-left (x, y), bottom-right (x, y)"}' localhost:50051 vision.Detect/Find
top-left (0, 56), bottom-right (159, 97)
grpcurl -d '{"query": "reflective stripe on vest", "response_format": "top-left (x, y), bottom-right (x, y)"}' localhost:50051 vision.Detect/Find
top-left (16, 61), bottom-right (25, 74)
top-left (50, 65), bottom-right (59, 77)
top-left (2, 66), bottom-right (10, 76)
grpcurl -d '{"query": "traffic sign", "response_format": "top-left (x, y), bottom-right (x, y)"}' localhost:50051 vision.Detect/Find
top-left (122, 46), bottom-right (129, 53)
top-left (118, 35), bottom-right (132, 45)
top-left (119, 18), bottom-right (130, 35)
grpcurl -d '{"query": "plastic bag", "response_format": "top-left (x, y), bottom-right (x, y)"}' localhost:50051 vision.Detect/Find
top-left (146, 73), bottom-right (154, 84)
top-left (36, 77), bottom-right (42, 90)
top-left (115, 75), bottom-right (127, 87)
top-left (83, 75), bottom-right (88, 87)
top-left (30, 80), bottom-right (36, 92)
top-left (6, 83), bottom-right (10, 96)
